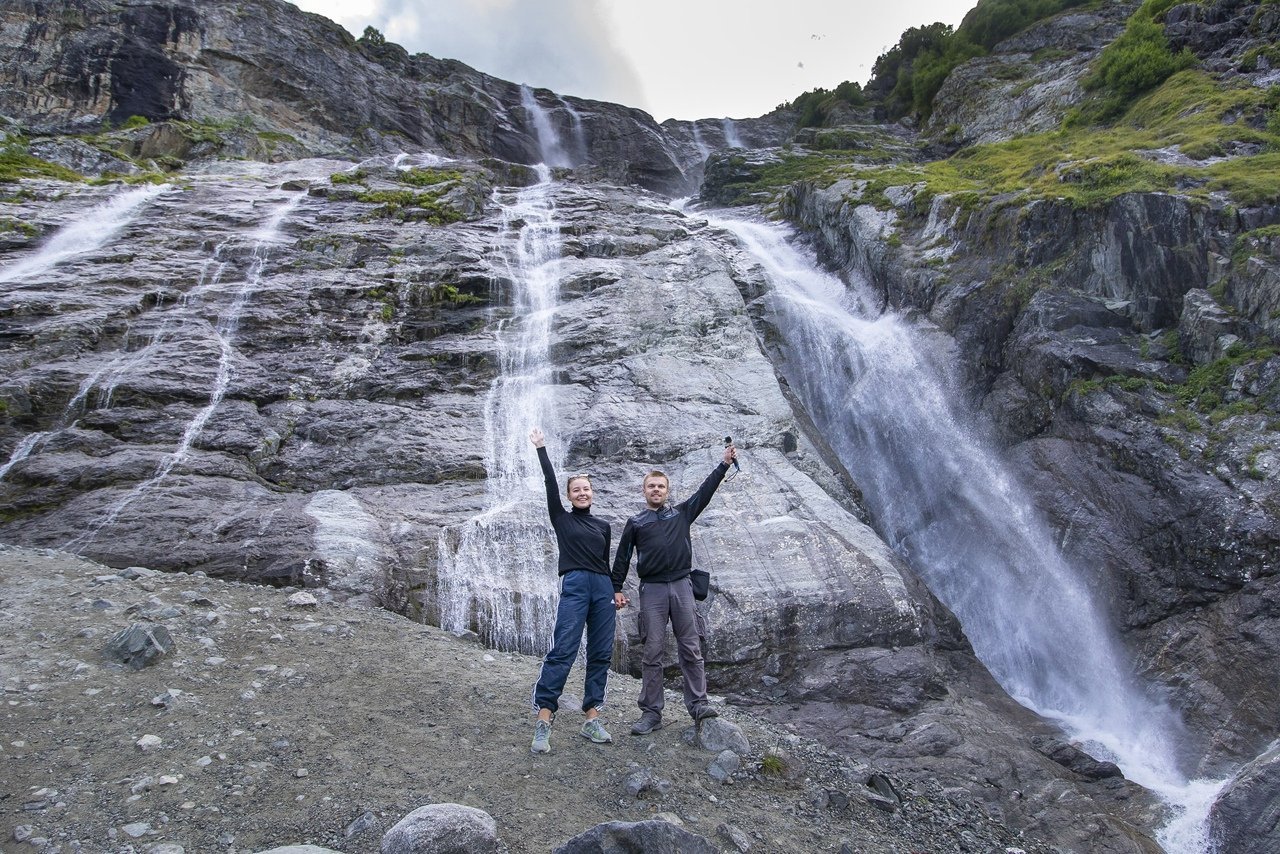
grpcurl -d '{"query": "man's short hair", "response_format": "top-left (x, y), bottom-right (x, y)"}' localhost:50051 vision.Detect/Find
top-left (642, 470), bottom-right (669, 487)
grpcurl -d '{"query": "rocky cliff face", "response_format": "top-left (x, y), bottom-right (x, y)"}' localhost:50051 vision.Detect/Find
top-left (0, 156), bottom-right (1164, 852)
top-left (0, 0), bottom-right (789, 194)
top-left (3, 0), bottom-right (1278, 849)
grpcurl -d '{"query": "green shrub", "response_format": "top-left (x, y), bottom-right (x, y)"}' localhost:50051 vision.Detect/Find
top-left (1083, 1), bottom-right (1197, 120)
top-left (786, 82), bottom-right (868, 127)
top-left (121, 115), bottom-right (150, 129)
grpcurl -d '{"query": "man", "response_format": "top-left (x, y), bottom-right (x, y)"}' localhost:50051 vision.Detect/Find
top-left (611, 442), bottom-right (737, 734)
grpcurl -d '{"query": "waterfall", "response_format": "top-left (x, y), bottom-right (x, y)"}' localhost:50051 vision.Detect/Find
top-left (721, 118), bottom-right (745, 149)
top-left (709, 213), bottom-right (1226, 854)
top-left (0, 432), bottom-right (44, 481)
top-left (691, 122), bottom-right (712, 162)
top-left (67, 192), bottom-right (304, 549)
top-left (556, 95), bottom-right (589, 165)
top-left (434, 165), bottom-right (565, 654)
top-left (0, 185), bottom-right (168, 284)
top-left (521, 85), bottom-right (574, 168)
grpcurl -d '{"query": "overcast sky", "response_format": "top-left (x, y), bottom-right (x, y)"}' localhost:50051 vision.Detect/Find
top-left (290, 0), bottom-right (977, 122)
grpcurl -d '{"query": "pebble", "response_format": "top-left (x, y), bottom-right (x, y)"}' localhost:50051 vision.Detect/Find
top-left (287, 591), bottom-right (318, 608)
top-left (122, 822), bottom-right (151, 838)
top-left (136, 734), bottom-right (163, 751)
top-left (206, 656), bottom-right (227, 666)
top-left (295, 768), bottom-right (309, 778)
top-left (12, 826), bottom-right (33, 842)
top-left (196, 756), bottom-right (213, 767)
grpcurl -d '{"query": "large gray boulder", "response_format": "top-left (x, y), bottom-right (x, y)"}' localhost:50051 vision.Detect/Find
top-left (553, 820), bottom-right (717, 854)
top-left (380, 804), bottom-right (506, 854)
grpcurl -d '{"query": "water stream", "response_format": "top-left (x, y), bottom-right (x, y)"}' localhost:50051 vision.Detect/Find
top-left (708, 212), bottom-right (1226, 854)
top-left (521, 85), bottom-right (576, 168)
top-left (434, 165), bottom-right (565, 654)
top-left (0, 185), bottom-right (168, 284)
top-left (68, 191), bottom-right (304, 549)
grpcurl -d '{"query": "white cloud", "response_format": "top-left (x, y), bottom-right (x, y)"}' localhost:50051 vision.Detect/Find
top-left (291, 0), bottom-right (976, 121)
top-left (291, 0), bottom-right (649, 111)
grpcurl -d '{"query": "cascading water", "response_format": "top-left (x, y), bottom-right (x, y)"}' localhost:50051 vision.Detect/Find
top-left (691, 122), bottom-right (712, 162)
top-left (721, 118), bottom-right (745, 149)
top-left (521, 85), bottom-right (575, 168)
top-left (0, 185), bottom-right (170, 479)
top-left (434, 165), bottom-right (565, 655)
top-left (708, 212), bottom-right (1227, 854)
top-left (67, 191), bottom-right (304, 549)
top-left (556, 95), bottom-right (589, 165)
top-left (0, 185), bottom-right (168, 284)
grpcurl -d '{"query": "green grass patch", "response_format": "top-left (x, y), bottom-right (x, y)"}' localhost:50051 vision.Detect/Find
top-left (355, 189), bottom-right (463, 224)
top-left (399, 168), bottom-right (463, 187)
top-left (330, 169), bottom-right (365, 185)
top-left (0, 216), bottom-right (37, 237)
top-left (784, 70), bottom-right (1280, 212)
top-left (1233, 224), bottom-right (1280, 262)
top-left (0, 139), bottom-right (83, 183)
top-left (1178, 345), bottom-right (1278, 411)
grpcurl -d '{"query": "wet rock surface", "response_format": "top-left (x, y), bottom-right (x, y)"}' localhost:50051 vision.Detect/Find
top-left (783, 172), bottom-right (1280, 773)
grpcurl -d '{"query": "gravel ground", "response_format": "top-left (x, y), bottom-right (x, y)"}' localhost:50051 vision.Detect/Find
top-left (0, 544), bottom-right (1035, 854)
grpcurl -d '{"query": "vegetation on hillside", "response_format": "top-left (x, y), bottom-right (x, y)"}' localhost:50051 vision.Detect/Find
top-left (1078, 0), bottom-right (1197, 121)
top-left (720, 72), bottom-right (1280, 209)
top-left (863, 0), bottom-right (1093, 122)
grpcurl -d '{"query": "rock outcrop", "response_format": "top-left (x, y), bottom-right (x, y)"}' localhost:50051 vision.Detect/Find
top-left (0, 0), bottom-right (796, 194)
top-left (4, 0), bottom-right (1279, 848)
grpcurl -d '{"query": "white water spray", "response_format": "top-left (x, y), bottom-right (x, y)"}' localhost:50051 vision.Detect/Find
top-left (434, 165), bottom-right (565, 654)
top-left (710, 213), bottom-right (1224, 853)
top-left (722, 119), bottom-right (745, 149)
top-left (521, 85), bottom-right (574, 168)
top-left (690, 122), bottom-right (712, 162)
top-left (0, 185), bottom-right (167, 284)
top-left (556, 95), bottom-right (589, 165)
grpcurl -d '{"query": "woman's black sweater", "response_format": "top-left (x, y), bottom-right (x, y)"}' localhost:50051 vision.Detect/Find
top-left (538, 446), bottom-right (611, 576)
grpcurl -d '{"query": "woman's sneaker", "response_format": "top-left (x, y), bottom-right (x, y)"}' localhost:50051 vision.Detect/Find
top-left (530, 719), bottom-right (552, 754)
top-left (580, 718), bottom-right (613, 744)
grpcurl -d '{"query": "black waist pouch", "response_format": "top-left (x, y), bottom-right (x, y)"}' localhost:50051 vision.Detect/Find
top-left (690, 569), bottom-right (710, 601)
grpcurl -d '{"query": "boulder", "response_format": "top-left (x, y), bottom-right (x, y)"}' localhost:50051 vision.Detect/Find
top-left (553, 820), bottom-right (717, 854)
top-left (380, 804), bottom-right (506, 854)
top-left (102, 624), bottom-right (175, 670)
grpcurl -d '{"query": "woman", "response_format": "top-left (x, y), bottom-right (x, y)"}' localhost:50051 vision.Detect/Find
top-left (528, 427), bottom-right (617, 754)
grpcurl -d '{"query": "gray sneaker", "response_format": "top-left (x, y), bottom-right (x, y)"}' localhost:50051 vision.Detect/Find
top-left (629, 712), bottom-right (663, 735)
top-left (580, 718), bottom-right (613, 744)
top-left (530, 719), bottom-right (552, 754)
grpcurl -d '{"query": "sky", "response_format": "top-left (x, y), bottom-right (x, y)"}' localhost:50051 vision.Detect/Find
top-left (290, 0), bottom-right (978, 122)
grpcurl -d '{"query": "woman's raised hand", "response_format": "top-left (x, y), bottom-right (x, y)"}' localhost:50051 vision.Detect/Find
top-left (529, 427), bottom-right (545, 448)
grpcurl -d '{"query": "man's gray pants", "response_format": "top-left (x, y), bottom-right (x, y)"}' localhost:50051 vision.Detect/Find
top-left (638, 576), bottom-right (707, 716)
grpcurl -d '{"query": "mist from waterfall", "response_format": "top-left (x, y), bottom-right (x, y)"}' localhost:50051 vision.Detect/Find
top-left (0, 185), bottom-right (168, 284)
top-left (434, 165), bottom-right (565, 655)
top-left (521, 85), bottom-right (583, 168)
top-left (721, 119), bottom-right (745, 149)
top-left (708, 213), bottom-right (1226, 854)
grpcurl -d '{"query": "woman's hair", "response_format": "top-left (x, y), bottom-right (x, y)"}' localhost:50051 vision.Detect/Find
top-left (565, 474), bottom-right (592, 495)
